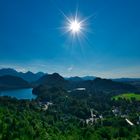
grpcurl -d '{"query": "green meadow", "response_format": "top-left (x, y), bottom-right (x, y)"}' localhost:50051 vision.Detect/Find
top-left (112, 93), bottom-right (140, 101)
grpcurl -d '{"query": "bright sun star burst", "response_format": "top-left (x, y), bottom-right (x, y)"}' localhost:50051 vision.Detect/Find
top-left (66, 17), bottom-right (84, 36)
top-left (69, 19), bottom-right (81, 33)
top-left (59, 8), bottom-right (93, 39)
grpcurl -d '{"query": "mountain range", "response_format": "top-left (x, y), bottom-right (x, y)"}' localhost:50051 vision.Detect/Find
top-left (0, 68), bottom-right (139, 82)
top-left (33, 73), bottom-right (139, 96)
top-left (0, 68), bottom-right (139, 93)
top-left (0, 68), bottom-right (45, 82)
top-left (66, 76), bottom-right (96, 81)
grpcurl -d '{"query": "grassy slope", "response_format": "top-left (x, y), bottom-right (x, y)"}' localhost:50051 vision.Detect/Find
top-left (112, 93), bottom-right (140, 101)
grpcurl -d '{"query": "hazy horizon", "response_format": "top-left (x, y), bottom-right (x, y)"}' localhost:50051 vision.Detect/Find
top-left (0, 67), bottom-right (140, 79)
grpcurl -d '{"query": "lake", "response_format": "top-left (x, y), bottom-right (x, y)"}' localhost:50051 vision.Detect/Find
top-left (0, 88), bottom-right (36, 100)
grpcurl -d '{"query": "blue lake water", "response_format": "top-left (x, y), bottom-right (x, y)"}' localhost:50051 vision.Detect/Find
top-left (0, 88), bottom-right (36, 100)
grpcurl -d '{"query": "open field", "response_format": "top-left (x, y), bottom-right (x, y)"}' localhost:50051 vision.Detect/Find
top-left (112, 93), bottom-right (140, 101)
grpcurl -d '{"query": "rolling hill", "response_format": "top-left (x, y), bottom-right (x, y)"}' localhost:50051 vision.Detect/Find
top-left (36, 73), bottom-right (68, 88)
top-left (0, 75), bottom-right (30, 90)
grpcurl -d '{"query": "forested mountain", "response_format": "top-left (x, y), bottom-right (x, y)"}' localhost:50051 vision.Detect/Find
top-left (36, 73), bottom-right (68, 88)
top-left (66, 76), bottom-right (96, 81)
top-left (0, 75), bottom-right (30, 90)
top-left (113, 78), bottom-right (140, 82)
top-left (0, 68), bottom-right (45, 82)
top-left (82, 76), bottom-right (96, 80)
top-left (66, 76), bottom-right (84, 82)
top-left (113, 78), bottom-right (140, 91)
top-left (34, 74), bottom-right (138, 96)
top-left (0, 68), bottom-right (138, 93)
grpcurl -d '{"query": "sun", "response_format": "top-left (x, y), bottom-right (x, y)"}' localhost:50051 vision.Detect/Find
top-left (59, 8), bottom-right (93, 38)
top-left (69, 20), bottom-right (81, 33)
top-left (67, 17), bottom-right (84, 35)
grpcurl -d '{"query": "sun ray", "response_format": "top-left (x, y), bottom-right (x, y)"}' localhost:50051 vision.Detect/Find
top-left (53, 4), bottom-right (95, 51)
top-left (79, 14), bottom-right (95, 24)
top-left (49, 0), bottom-right (94, 42)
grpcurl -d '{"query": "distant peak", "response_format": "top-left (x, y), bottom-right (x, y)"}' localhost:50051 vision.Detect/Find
top-left (36, 72), bottom-right (45, 74)
top-left (49, 73), bottom-right (64, 79)
top-left (26, 71), bottom-right (34, 74)
top-left (52, 73), bottom-right (61, 76)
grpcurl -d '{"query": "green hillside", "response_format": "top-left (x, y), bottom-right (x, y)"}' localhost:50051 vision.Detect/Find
top-left (112, 93), bottom-right (140, 101)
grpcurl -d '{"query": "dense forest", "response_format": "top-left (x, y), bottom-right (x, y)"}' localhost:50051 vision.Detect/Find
top-left (1, 86), bottom-right (140, 139)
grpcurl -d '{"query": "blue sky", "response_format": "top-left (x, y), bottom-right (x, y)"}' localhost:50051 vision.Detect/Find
top-left (0, 0), bottom-right (140, 78)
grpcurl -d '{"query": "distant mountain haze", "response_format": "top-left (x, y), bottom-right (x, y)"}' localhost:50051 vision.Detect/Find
top-left (0, 68), bottom-right (139, 82)
top-left (0, 68), bottom-right (45, 82)
top-left (112, 78), bottom-right (140, 82)
top-left (0, 68), bottom-right (139, 92)
top-left (66, 76), bottom-right (96, 81)
top-left (66, 76), bottom-right (84, 82)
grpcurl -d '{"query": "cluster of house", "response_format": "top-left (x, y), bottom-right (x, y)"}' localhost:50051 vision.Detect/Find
top-left (36, 100), bottom-right (140, 127)
top-left (112, 107), bottom-right (122, 117)
top-left (112, 106), bottom-right (140, 126)
top-left (112, 106), bottom-right (131, 118)
top-left (38, 101), bottom-right (53, 111)
top-left (85, 109), bottom-right (103, 125)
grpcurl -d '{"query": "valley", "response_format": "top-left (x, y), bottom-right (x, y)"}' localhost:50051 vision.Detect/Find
top-left (0, 68), bottom-right (140, 139)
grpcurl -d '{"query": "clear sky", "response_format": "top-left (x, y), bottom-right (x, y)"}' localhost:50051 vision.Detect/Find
top-left (0, 0), bottom-right (140, 78)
